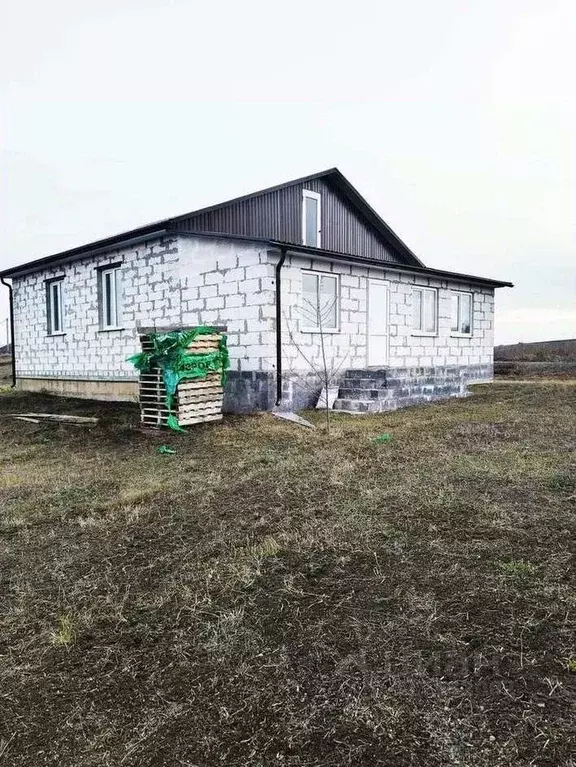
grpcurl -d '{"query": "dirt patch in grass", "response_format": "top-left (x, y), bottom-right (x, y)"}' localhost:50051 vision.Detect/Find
top-left (0, 382), bottom-right (575, 766)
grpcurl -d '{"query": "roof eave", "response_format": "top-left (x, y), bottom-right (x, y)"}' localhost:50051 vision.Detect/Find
top-left (0, 227), bottom-right (170, 279)
top-left (269, 241), bottom-right (513, 289)
top-left (0, 227), bottom-right (513, 289)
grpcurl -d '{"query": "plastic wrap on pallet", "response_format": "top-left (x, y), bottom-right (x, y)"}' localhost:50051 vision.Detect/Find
top-left (129, 328), bottom-right (228, 429)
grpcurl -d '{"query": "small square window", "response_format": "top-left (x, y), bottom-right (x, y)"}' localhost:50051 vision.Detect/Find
top-left (99, 266), bottom-right (122, 329)
top-left (302, 190), bottom-right (321, 247)
top-left (412, 287), bottom-right (437, 334)
top-left (46, 278), bottom-right (64, 335)
top-left (301, 270), bottom-right (339, 331)
top-left (451, 291), bottom-right (473, 335)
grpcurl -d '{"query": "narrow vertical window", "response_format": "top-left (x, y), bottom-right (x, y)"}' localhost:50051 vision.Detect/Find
top-left (99, 266), bottom-right (122, 329)
top-left (302, 189), bottom-right (321, 247)
top-left (412, 287), bottom-right (437, 334)
top-left (46, 278), bottom-right (64, 334)
top-left (450, 294), bottom-right (459, 332)
top-left (450, 291), bottom-right (473, 335)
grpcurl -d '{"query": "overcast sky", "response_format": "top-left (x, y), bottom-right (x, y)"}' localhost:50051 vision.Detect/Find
top-left (1, 0), bottom-right (574, 345)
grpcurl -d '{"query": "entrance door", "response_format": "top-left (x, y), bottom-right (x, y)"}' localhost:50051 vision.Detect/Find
top-left (367, 279), bottom-right (389, 366)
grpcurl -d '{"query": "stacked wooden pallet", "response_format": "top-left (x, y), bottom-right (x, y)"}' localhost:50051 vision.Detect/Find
top-left (138, 331), bottom-right (224, 428)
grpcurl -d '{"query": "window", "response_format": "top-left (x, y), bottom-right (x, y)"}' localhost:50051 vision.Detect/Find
top-left (46, 278), bottom-right (64, 335)
top-left (99, 266), bottom-right (122, 329)
top-left (301, 270), bottom-right (339, 331)
top-left (412, 287), bottom-right (437, 334)
top-left (451, 291), bottom-right (473, 335)
top-left (302, 189), bottom-right (321, 247)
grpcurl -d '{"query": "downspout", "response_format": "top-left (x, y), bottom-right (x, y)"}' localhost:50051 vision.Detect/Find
top-left (0, 277), bottom-right (16, 388)
top-left (274, 247), bottom-right (287, 406)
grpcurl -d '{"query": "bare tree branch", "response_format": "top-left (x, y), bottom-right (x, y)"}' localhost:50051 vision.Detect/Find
top-left (282, 292), bottom-right (349, 433)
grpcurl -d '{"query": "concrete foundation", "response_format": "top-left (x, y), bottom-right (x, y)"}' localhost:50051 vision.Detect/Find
top-left (333, 364), bottom-right (493, 412)
top-left (223, 371), bottom-right (276, 413)
top-left (225, 363), bottom-right (494, 414)
top-left (15, 377), bottom-right (139, 402)
top-left (15, 363), bottom-right (492, 413)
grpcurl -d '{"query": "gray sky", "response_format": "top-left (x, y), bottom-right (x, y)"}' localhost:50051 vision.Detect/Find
top-left (1, 0), bottom-right (574, 345)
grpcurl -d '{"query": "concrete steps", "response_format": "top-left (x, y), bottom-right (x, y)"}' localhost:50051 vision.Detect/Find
top-left (332, 367), bottom-right (469, 413)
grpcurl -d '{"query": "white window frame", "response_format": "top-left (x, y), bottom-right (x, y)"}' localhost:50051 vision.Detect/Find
top-left (99, 266), bottom-right (122, 330)
top-left (411, 286), bottom-right (438, 336)
top-left (46, 278), bottom-right (64, 335)
top-left (302, 189), bottom-right (321, 247)
top-left (450, 290), bottom-right (473, 336)
top-left (300, 269), bottom-right (340, 333)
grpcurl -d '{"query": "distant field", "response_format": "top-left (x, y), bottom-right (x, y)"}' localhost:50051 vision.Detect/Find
top-left (495, 339), bottom-right (576, 362)
top-left (0, 354), bottom-right (12, 384)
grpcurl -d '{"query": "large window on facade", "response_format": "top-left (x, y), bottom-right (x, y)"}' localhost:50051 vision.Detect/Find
top-left (302, 189), bottom-right (321, 247)
top-left (46, 278), bottom-right (64, 335)
top-left (301, 270), bottom-right (339, 331)
top-left (99, 266), bottom-right (122, 329)
top-left (451, 291), bottom-right (473, 335)
top-left (412, 286), bottom-right (437, 334)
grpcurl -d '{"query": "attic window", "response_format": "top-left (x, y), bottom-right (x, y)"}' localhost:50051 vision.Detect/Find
top-left (302, 189), bottom-right (321, 247)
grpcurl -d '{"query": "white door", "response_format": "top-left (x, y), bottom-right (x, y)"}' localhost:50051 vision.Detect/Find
top-left (367, 279), bottom-right (389, 366)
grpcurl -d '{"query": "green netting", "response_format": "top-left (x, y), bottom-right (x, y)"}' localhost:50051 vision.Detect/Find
top-left (128, 327), bottom-right (229, 431)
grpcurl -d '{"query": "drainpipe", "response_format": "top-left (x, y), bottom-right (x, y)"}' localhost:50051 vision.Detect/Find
top-left (0, 277), bottom-right (16, 388)
top-left (274, 247), bottom-right (287, 406)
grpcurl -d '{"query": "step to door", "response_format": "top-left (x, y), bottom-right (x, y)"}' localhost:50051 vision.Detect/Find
top-left (343, 369), bottom-right (389, 381)
top-left (331, 368), bottom-right (472, 415)
top-left (337, 387), bottom-right (395, 401)
top-left (339, 377), bottom-right (388, 390)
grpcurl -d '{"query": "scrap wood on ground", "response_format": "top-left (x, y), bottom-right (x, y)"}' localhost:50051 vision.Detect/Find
top-left (10, 413), bottom-right (99, 425)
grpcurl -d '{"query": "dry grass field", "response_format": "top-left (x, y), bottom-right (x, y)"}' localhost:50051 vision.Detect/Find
top-left (0, 382), bottom-right (575, 766)
top-left (494, 340), bottom-right (576, 379)
top-left (495, 339), bottom-right (576, 362)
top-left (0, 355), bottom-right (11, 384)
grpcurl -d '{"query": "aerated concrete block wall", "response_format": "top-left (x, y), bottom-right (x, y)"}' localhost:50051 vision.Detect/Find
top-left (10, 233), bottom-right (495, 413)
top-left (13, 236), bottom-right (276, 410)
top-left (386, 274), bottom-right (494, 373)
top-left (276, 253), bottom-right (494, 375)
top-left (177, 237), bottom-right (275, 373)
top-left (12, 236), bottom-right (181, 394)
top-left (177, 237), bottom-right (279, 412)
top-left (11, 234), bottom-right (278, 404)
top-left (273, 253), bottom-right (494, 410)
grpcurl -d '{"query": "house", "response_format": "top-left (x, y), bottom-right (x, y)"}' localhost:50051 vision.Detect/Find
top-left (0, 168), bottom-right (512, 413)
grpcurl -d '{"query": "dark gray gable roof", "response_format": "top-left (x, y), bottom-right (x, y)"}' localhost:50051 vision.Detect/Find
top-left (169, 168), bottom-right (425, 267)
top-left (0, 168), bottom-right (426, 278)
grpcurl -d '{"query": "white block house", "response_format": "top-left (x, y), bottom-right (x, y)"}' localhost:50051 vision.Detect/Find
top-left (0, 169), bottom-right (512, 412)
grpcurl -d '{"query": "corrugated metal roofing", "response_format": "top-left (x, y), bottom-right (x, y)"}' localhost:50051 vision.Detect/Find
top-left (1, 168), bottom-right (426, 277)
top-left (0, 168), bottom-right (512, 287)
